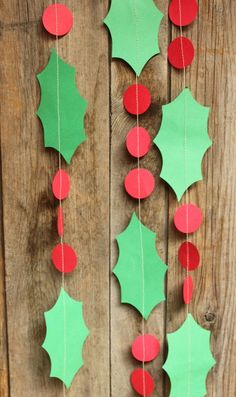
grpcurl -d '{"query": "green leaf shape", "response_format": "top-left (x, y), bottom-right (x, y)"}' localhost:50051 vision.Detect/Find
top-left (154, 88), bottom-right (212, 201)
top-left (42, 288), bottom-right (89, 389)
top-left (163, 314), bottom-right (216, 397)
top-left (104, 0), bottom-right (163, 75)
top-left (114, 213), bottom-right (167, 319)
top-left (37, 49), bottom-right (87, 164)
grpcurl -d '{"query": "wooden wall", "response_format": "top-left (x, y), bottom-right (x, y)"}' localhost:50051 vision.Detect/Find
top-left (0, 0), bottom-right (235, 396)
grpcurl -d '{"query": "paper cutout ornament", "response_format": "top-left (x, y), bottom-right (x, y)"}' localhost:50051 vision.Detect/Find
top-left (37, 49), bottom-right (87, 163)
top-left (169, 0), bottom-right (198, 27)
top-left (178, 241), bottom-right (200, 270)
top-left (51, 243), bottom-right (77, 273)
top-left (124, 168), bottom-right (155, 199)
top-left (42, 288), bottom-right (89, 388)
top-left (168, 37), bottom-right (195, 69)
top-left (126, 127), bottom-right (151, 158)
top-left (42, 4), bottom-right (73, 36)
top-left (130, 368), bottom-right (155, 396)
top-left (163, 314), bottom-right (216, 397)
top-left (183, 276), bottom-right (193, 304)
top-left (174, 204), bottom-right (203, 233)
top-left (123, 84), bottom-right (151, 115)
top-left (52, 169), bottom-right (70, 200)
top-left (114, 213), bottom-right (167, 319)
top-left (132, 334), bottom-right (160, 362)
top-left (104, 0), bottom-right (163, 75)
top-left (154, 88), bottom-right (212, 200)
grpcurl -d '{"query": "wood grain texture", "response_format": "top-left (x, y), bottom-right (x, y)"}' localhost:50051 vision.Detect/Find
top-left (0, 0), bottom-right (235, 396)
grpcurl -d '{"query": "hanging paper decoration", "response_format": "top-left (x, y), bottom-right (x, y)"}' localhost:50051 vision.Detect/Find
top-left (104, 0), bottom-right (163, 75)
top-left (114, 213), bottom-right (167, 319)
top-left (126, 127), bottom-right (151, 158)
top-left (132, 334), bottom-right (160, 362)
top-left (130, 368), bottom-right (155, 397)
top-left (42, 288), bottom-right (89, 388)
top-left (178, 241), bottom-right (200, 270)
top-left (123, 84), bottom-right (151, 115)
top-left (169, 0), bottom-right (198, 27)
top-left (167, 36), bottom-right (195, 69)
top-left (52, 169), bottom-right (70, 200)
top-left (183, 276), bottom-right (194, 304)
top-left (42, 4), bottom-right (74, 36)
top-left (154, 88), bottom-right (212, 200)
top-left (174, 204), bottom-right (203, 233)
top-left (163, 314), bottom-right (215, 397)
top-left (124, 168), bottom-right (155, 199)
top-left (51, 243), bottom-right (78, 273)
top-left (37, 49), bottom-right (87, 163)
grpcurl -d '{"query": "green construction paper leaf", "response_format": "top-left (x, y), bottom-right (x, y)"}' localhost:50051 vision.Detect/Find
top-left (163, 314), bottom-right (216, 397)
top-left (37, 49), bottom-right (87, 164)
top-left (114, 213), bottom-right (167, 319)
top-left (42, 288), bottom-right (89, 388)
top-left (154, 88), bottom-right (212, 200)
top-left (104, 0), bottom-right (163, 75)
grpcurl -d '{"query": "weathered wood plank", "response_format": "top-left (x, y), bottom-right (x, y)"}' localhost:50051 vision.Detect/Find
top-left (0, 0), bottom-right (110, 396)
top-left (109, 1), bottom-right (169, 396)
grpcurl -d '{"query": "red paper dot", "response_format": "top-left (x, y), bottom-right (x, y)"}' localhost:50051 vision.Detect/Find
top-left (126, 127), bottom-right (151, 158)
top-left (132, 334), bottom-right (160, 362)
top-left (124, 168), bottom-right (155, 199)
top-left (123, 84), bottom-right (151, 115)
top-left (42, 4), bottom-right (73, 37)
top-left (168, 37), bottom-right (194, 69)
top-left (131, 368), bottom-right (155, 397)
top-left (178, 242), bottom-right (200, 271)
top-left (51, 243), bottom-right (77, 273)
top-left (169, 0), bottom-right (198, 27)
top-left (52, 170), bottom-right (70, 200)
top-left (183, 275), bottom-right (194, 304)
top-left (57, 206), bottom-right (64, 237)
top-left (174, 204), bottom-right (203, 233)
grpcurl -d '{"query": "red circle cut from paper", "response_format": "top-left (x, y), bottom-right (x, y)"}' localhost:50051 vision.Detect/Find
top-left (130, 368), bottom-right (155, 397)
top-left (183, 275), bottom-right (194, 304)
top-left (51, 243), bottom-right (77, 273)
top-left (123, 84), bottom-right (151, 115)
top-left (126, 127), bottom-right (151, 158)
top-left (132, 334), bottom-right (160, 362)
top-left (42, 4), bottom-right (73, 37)
top-left (124, 168), bottom-right (155, 199)
top-left (52, 169), bottom-right (70, 200)
top-left (178, 241), bottom-right (200, 271)
top-left (169, 0), bottom-right (198, 27)
top-left (168, 36), bottom-right (194, 69)
top-left (174, 204), bottom-right (203, 234)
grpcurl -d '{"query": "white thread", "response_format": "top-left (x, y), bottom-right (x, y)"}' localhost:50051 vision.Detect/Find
top-left (178, 1), bottom-right (192, 396)
top-left (54, 4), bottom-right (66, 396)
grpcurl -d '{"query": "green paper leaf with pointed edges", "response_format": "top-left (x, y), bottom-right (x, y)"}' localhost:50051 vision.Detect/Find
top-left (154, 88), bottom-right (212, 201)
top-left (104, 0), bottom-right (163, 75)
top-left (114, 213), bottom-right (167, 319)
top-left (37, 49), bottom-right (87, 164)
top-left (163, 314), bottom-right (216, 397)
top-left (42, 288), bottom-right (89, 388)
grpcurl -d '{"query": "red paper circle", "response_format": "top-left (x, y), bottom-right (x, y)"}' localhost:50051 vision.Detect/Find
top-left (52, 170), bottom-right (70, 200)
top-left (124, 168), bottom-right (155, 199)
top-left (130, 368), bottom-right (155, 397)
top-left (169, 0), bottom-right (198, 27)
top-left (123, 84), bottom-right (151, 115)
top-left (178, 242), bottom-right (200, 270)
top-left (168, 37), bottom-right (194, 69)
top-left (57, 206), bottom-right (64, 237)
top-left (132, 334), bottom-right (160, 362)
top-left (126, 127), bottom-right (151, 158)
top-left (51, 243), bottom-right (77, 273)
top-left (42, 4), bottom-right (73, 36)
top-left (183, 276), bottom-right (194, 304)
top-left (174, 204), bottom-right (203, 233)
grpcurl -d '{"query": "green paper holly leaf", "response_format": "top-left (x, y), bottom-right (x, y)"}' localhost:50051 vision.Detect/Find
top-left (37, 49), bottom-right (87, 164)
top-left (114, 213), bottom-right (167, 319)
top-left (163, 314), bottom-right (216, 397)
top-left (42, 288), bottom-right (89, 388)
top-left (154, 88), bottom-right (212, 201)
top-left (104, 0), bottom-right (163, 75)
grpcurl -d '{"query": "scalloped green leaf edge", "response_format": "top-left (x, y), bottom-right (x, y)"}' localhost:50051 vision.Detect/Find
top-left (37, 49), bottom-right (87, 164)
top-left (42, 288), bottom-right (89, 388)
top-left (104, 0), bottom-right (163, 75)
top-left (114, 213), bottom-right (167, 319)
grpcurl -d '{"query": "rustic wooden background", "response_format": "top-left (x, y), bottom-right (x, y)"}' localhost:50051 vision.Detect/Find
top-left (0, 0), bottom-right (235, 396)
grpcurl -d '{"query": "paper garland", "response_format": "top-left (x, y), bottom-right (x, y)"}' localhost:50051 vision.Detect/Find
top-left (154, 89), bottom-right (212, 201)
top-left (114, 213), bottom-right (167, 320)
top-left (163, 314), bottom-right (215, 397)
top-left (37, 49), bottom-right (87, 164)
top-left (42, 288), bottom-right (89, 388)
top-left (104, 0), bottom-right (163, 75)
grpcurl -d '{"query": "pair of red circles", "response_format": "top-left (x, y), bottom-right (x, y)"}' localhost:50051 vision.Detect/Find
top-left (168, 0), bottom-right (198, 69)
